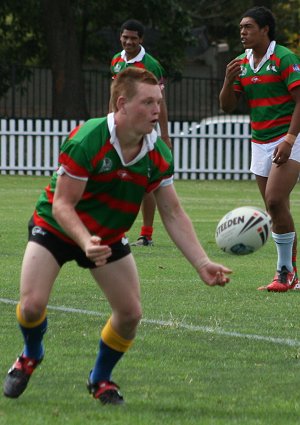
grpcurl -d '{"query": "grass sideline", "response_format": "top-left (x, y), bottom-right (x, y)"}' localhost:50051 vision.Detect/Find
top-left (1, 176), bottom-right (300, 425)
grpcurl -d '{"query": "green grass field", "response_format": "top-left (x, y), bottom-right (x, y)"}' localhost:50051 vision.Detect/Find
top-left (1, 176), bottom-right (300, 425)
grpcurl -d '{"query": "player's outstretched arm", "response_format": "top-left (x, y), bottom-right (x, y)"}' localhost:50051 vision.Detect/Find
top-left (154, 184), bottom-right (232, 287)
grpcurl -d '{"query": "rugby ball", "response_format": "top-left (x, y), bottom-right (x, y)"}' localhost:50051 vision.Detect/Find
top-left (215, 206), bottom-right (272, 255)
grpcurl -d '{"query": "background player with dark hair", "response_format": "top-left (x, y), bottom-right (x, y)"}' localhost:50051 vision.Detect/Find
top-left (219, 6), bottom-right (300, 292)
top-left (111, 19), bottom-right (172, 246)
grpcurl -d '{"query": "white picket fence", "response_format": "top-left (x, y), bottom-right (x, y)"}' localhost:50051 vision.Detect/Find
top-left (0, 117), bottom-right (254, 180)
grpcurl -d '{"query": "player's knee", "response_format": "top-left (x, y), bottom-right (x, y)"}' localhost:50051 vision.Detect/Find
top-left (120, 305), bottom-right (142, 329)
top-left (265, 195), bottom-right (283, 214)
top-left (19, 298), bottom-right (46, 323)
top-left (128, 308), bottom-right (142, 328)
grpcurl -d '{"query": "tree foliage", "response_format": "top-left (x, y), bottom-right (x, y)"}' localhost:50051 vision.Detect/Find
top-left (0, 0), bottom-right (195, 117)
top-left (0, 0), bottom-right (299, 118)
top-left (0, 0), bottom-right (44, 97)
top-left (181, 0), bottom-right (300, 55)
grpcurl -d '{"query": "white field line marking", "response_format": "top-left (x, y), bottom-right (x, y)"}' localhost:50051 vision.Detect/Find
top-left (1, 297), bottom-right (300, 348)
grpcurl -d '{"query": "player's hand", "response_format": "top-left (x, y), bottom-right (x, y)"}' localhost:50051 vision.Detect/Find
top-left (85, 235), bottom-right (112, 266)
top-left (225, 58), bottom-right (242, 85)
top-left (197, 261), bottom-right (232, 287)
top-left (272, 141), bottom-right (292, 167)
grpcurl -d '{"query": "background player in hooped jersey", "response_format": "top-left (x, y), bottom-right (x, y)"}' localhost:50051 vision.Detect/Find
top-left (219, 6), bottom-right (300, 292)
top-left (4, 67), bottom-right (232, 405)
top-left (111, 19), bottom-right (172, 247)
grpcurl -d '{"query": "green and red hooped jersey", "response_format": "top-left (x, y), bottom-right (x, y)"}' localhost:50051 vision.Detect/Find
top-left (34, 115), bottom-right (174, 245)
top-left (111, 49), bottom-right (166, 84)
top-left (233, 44), bottom-right (300, 143)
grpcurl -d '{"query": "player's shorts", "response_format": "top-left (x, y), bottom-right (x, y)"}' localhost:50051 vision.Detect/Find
top-left (28, 217), bottom-right (131, 268)
top-left (250, 133), bottom-right (300, 177)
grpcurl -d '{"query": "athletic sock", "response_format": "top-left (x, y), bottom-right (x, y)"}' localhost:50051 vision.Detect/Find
top-left (90, 318), bottom-right (133, 383)
top-left (272, 231), bottom-right (295, 272)
top-left (140, 226), bottom-right (153, 240)
top-left (16, 303), bottom-right (47, 360)
top-left (292, 235), bottom-right (298, 275)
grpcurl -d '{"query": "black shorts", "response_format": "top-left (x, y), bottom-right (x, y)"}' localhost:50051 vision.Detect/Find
top-left (28, 218), bottom-right (131, 268)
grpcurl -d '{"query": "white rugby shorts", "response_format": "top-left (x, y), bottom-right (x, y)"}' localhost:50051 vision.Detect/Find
top-left (250, 133), bottom-right (300, 177)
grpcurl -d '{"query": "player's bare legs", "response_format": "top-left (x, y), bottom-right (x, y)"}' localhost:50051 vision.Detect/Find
top-left (141, 192), bottom-right (156, 238)
top-left (4, 242), bottom-right (60, 398)
top-left (267, 161), bottom-right (299, 229)
top-left (87, 253), bottom-right (141, 404)
top-left (256, 160), bottom-right (300, 291)
top-left (91, 253), bottom-right (142, 339)
top-left (141, 193), bottom-right (156, 228)
top-left (131, 192), bottom-right (155, 246)
top-left (20, 242), bottom-right (60, 320)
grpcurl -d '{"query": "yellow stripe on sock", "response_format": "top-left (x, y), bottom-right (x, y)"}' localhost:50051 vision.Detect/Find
top-left (101, 318), bottom-right (133, 352)
top-left (16, 302), bottom-right (47, 328)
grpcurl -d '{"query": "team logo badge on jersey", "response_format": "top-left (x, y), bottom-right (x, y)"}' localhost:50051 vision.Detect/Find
top-left (100, 157), bottom-right (113, 172)
top-left (239, 66), bottom-right (247, 77)
top-left (114, 64), bottom-right (122, 73)
top-left (251, 76), bottom-right (260, 83)
top-left (293, 64), bottom-right (300, 72)
top-left (266, 63), bottom-right (277, 72)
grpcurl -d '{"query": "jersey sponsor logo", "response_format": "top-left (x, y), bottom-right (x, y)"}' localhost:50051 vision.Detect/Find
top-left (117, 169), bottom-right (133, 180)
top-left (266, 63), bottom-right (278, 73)
top-left (32, 226), bottom-right (47, 236)
top-left (251, 76), bottom-right (260, 83)
top-left (100, 157), bottom-right (113, 172)
top-left (293, 64), bottom-right (300, 72)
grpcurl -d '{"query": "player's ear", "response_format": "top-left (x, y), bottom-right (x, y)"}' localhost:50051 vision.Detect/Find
top-left (262, 25), bottom-right (269, 37)
top-left (116, 96), bottom-right (127, 114)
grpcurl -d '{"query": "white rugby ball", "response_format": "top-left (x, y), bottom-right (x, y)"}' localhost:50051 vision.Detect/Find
top-left (215, 206), bottom-right (272, 255)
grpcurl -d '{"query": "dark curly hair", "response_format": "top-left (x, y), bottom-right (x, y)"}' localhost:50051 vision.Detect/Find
top-left (120, 19), bottom-right (145, 38)
top-left (241, 6), bottom-right (276, 41)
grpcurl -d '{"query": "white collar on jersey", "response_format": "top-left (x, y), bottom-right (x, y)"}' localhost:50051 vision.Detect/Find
top-left (107, 112), bottom-right (157, 166)
top-left (120, 45), bottom-right (146, 63)
top-left (246, 40), bottom-right (276, 73)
